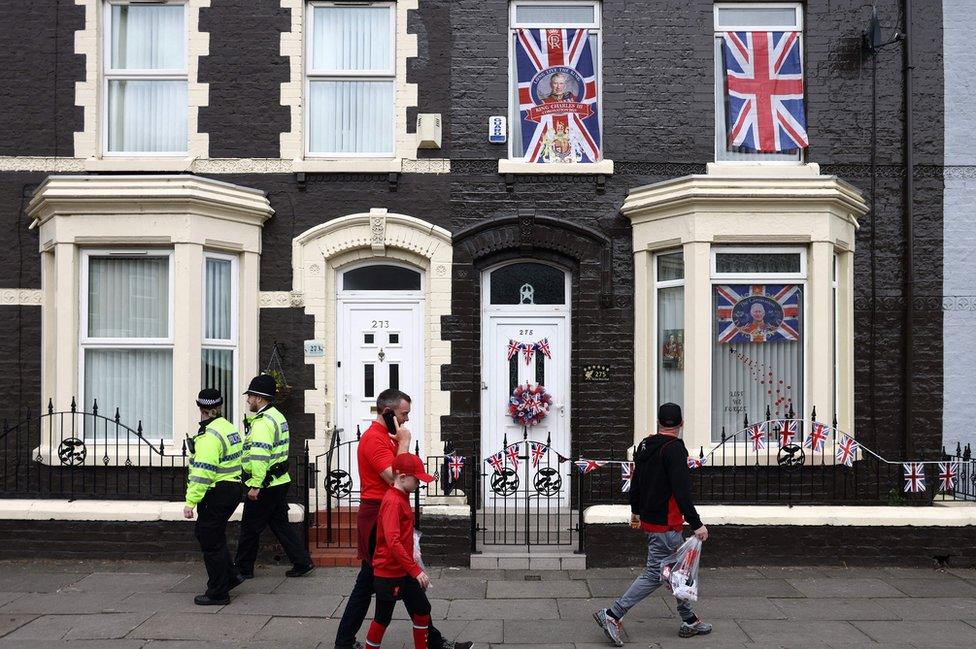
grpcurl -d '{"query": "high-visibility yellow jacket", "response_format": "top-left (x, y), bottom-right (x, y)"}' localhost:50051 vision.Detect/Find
top-left (242, 406), bottom-right (291, 489)
top-left (185, 417), bottom-right (243, 508)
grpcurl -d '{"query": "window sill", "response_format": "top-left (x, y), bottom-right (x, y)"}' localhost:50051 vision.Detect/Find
top-left (296, 157), bottom-right (402, 173)
top-left (83, 157), bottom-right (197, 172)
top-left (498, 159), bottom-right (614, 175)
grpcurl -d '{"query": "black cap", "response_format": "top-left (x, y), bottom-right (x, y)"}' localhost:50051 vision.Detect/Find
top-left (244, 374), bottom-right (277, 399)
top-left (658, 402), bottom-right (683, 428)
top-left (196, 388), bottom-right (223, 409)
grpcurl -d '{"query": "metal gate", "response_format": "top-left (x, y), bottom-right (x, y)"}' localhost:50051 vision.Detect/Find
top-left (474, 432), bottom-right (579, 549)
top-left (308, 427), bottom-right (361, 550)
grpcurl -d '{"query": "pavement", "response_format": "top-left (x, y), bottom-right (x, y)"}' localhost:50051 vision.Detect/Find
top-left (0, 560), bottom-right (975, 648)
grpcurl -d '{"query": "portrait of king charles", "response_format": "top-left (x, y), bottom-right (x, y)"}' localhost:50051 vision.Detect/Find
top-left (541, 71), bottom-right (580, 103)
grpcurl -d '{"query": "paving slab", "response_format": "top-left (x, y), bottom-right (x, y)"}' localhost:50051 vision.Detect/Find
top-left (169, 574), bottom-right (285, 595)
top-left (815, 567), bottom-right (898, 579)
top-left (0, 615), bottom-right (37, 638)
top-left (128, 612), bottom-right (271, 641)
top-left (109, 591), bottom-right (225, 614)
top-left (269, 575), bottom-right (352, 596)
top-left (448, 598), bottom-right (558, 620)
top-left (0, 573), bottom-right (84, 594)
top-left (884, 567), bottom-right (953, 579)
top-left (5, 612), bottom-right (152, 641)
top-left (884, 577), bottom-right (976, 597)
top-left (754, 567), bottom-right (830, 579)
top-left (416, 577), bottom-right (487, 600)
top-left (664, 596), bottom-right (786, 620)
top-left (69, 572), bottom-right (187, 593)
top-left (0, 596), bottom-right (22, 611)
top-left (0, 592), bottom-right (127, 615)
top-left (0, 641), bottom-right (146, 649)
top-left (507, 616), bottom-right (751, 645)
top-left (567, 567), bottom-right (641, 580)
top-left (351, 597), bottom-right (451, 621)
top-left (770, 597), bottom-right (899, 620)
top-left (872, 596), bottom-right (976, 620)
top-left (252, 616), bottom-right (339, 642)
top-left (500, 570), bottom-right (575, 581)
top-left (785, 578), bottom-right (905, 598)
top-left (557, 596), bottom-right (672, 620)
top-left (852, 619), bottom-right (976, 645)
top-left (736, 620), bottom-right (873, 645)
top-left (133, 642), bottom-right (319, 649)
top-left (583, 578), bottom-right (643, 598)
top-left (703, 578), bottom-right (804, 598)
top-left (487, 580), bottom-right (589, 599)
top-left (223, 592), bottom-right (344, 618)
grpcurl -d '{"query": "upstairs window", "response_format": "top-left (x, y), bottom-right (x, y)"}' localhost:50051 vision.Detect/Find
top-left (104, 1), bottom-right (188, 154)
top-left (714, 3), bottom-right (805, 162)
top-left (509, 1), bottom-right (603, 164)
top-left (306, 2), bottom-right (395, 156)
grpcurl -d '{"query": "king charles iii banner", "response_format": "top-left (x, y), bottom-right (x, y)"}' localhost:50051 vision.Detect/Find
top-left (515, 28), bottom-right (602, 164)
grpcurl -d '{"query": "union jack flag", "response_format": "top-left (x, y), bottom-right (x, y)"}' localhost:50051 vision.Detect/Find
top-left (748, 422), bottom-right (768, 452)
top-left (835, 434), bottom-right (858, 467)
top-left (522, 343), bottom-right (535, 366)
top-left (506, 445), bottom-right (521, 471)
top-left (903, 462), bottom-right (926, 493)
top-left (448, 455), bottom-right (465, 480)
top-left (716, 284), bottom-right (801, 344)
top-left (515, 29), bottom-right (601, 163)
top-left (487, 452), bottom-right (505, 475)
top-left (723, 31), bottom-right (808, 153)
top-left (938, 461), bottom-right (958, 492)
top-left (804, 422), bottom-right (831, 453)
top-left (575, 459), bottom-right (606, 475)
top-left (687, 456), bottom-right (706, 469)
top-left (507, 339), bottom-right (521, 361)
top-left (621, 461), bottom-right (635, 493)
top-left (777, 419), bottom-right (798, 447)
top-left (536, 338), bottom-right (552, 359)
top-left (529, 441), bottom-right (546, 468)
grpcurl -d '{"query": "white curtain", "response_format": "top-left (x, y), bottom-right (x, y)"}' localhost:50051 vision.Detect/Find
top-left (85, 349), bottom-right (173, 440)
top-left (111, 4), bottom-right (185, 70)
top-left (311, 6), bottom-right (391, 72)
top-left (204, 257), bottom-right (232, 340)
top-left (658, 286), bottom-right (684, 408)
top-left (711, 288), bottom-right (803, 441)
top-left (308, 80), bottom-right (393, 154)
top-left (201, 349), bottom-right (234, 422)
top-left (108, 80), bottom-right (187, 153)
top-left (88, 257), bottom-right (168, 338)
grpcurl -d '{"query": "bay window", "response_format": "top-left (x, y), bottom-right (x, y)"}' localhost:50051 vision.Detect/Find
top-left (202, 254), bottom-right (238, 423)
top-left (306, 2), bottom-right (395, 156)
top-left (656, 252), bottom-right (684, 409)
top-left (105, 1), bottom-right (188, 154)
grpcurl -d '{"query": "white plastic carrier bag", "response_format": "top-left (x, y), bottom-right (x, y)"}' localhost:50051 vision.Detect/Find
top-left (659, 536), bottom-right (702, 602)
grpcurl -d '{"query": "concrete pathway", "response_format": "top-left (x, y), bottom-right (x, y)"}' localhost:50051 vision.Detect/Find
top-left (0, 560), bottom-right (975, 648)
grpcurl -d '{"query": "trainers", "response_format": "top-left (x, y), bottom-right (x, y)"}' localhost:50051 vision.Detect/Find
top-left (285, 563), bottom-right (315, 578)
top-left (593, 609), bottom-right (624, 647)
top-left (443, 642), bottom-right (473, 649)
top-left (678, 618), bottom-right (713, 638)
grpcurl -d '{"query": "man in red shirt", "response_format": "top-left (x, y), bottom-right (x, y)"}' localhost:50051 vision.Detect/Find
top-left (593, 403), bottom-right (712, 645)
top-left (334, 389), bottom-right (470, 649)
top-left (365, 453), bottom-right (436, 649)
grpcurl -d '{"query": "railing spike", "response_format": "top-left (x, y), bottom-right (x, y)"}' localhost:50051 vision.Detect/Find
top-left (136, 420), bottom-right (143, 438)
top-left (811, 405), bottom-right (817, 421)
top-left (522, 428), bottom-right (528, 440)
top-left (92, 399), bottom-right (98, 417)
top-left (47, 398), bottom-right (53, 415)
top-left (70, 397), bottom-right (76, 413)
top-left (356, 425), bottom-right (361, 440)
top-left (414, 440), bottom-right (420, 455)
top-left (503, 432), bottom-right (508, 447)
top-left (546, 431), bottom-right (552, 446)
top-left (964, 444), bottom-right (971, 462)
top-left (765, 405), bottom-right (771, 422)
top-left (721, 426), bottom-right (727, 442)
top-left (114, 407), bottom-right (121, 423)
top-left (181, 438), bottom-right (187, 456)
top-left (699, 446), bottom-right (704, 459)
top-left (743, 411), bottom-right (749, 428)
top-left (160, 438), bottom-right (165, 454)
top-left (833, 412), bottom-right (838, 429)
top-left (788, 403), bottom-right (795, 419)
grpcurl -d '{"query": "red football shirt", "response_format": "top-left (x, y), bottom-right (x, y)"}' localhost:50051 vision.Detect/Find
top-left (372, 487), bottom-right (422, 579)
top-left (357, 421), bottom-right (398, 501)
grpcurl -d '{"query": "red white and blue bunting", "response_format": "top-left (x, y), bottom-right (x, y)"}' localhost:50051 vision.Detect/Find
top-left (507, 338), bottom-right (553, 365)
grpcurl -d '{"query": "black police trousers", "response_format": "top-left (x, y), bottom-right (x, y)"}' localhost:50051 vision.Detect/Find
top-left (235, 481), bottom-right (311, 575)
top-left (195, 480), bottom-right (242, 599)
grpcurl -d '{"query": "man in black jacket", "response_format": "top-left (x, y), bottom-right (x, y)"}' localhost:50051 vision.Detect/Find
top-left (593, 403), bottom-right (711, 645)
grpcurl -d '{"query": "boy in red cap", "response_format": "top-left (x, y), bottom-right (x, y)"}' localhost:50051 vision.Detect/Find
top-left (365, 453), bottom-right (436, 649)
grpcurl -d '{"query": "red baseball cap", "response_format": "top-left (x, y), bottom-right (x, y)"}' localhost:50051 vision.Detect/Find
top-left (392, 454), bottom-right (435, 483)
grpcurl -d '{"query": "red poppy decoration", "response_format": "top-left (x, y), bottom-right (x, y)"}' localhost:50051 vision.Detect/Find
top-left (508, 382), bottom-right (553, 427)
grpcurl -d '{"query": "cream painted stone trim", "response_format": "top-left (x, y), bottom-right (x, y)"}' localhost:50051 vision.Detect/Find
top-left (27, 175), bottom-right (272, 462)
top-left (622, 164), bottom-right (868, 456)
top-left (279, 0), bottom-right (422, 170)
top-left (584, 503), bottom-right (976, 527)
top-left (260, 291), bottom-right (305, 308)
top-left (73, 0), bottom-right (211, 164)
top-left (292, 209), bottom-right (452, 460)
top-left (498, 159), bottom-right (614, 175)
top-left (0, 157), bottom-right (451, 174)
top-left (0, 290), bottom-right (43, 306)
top-left (0, 499), bottom-right (303, 522)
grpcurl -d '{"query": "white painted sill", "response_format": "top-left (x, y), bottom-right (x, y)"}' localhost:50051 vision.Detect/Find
top-left (0, 499), bottom-right (303, 522)
top-left (295, 157), bottom-right (402, 173)
top-left (498, 159), bottom-right (614, 175)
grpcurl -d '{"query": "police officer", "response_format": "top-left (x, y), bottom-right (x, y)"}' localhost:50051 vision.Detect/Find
top-left (234, 374), bottom-right (315, 578)
top-left (183, 388), bottom-right (244, 606)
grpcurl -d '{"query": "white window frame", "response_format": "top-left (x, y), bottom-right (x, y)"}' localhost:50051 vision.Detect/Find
top-left (713, 2), bottom-right (804, 164)
top-left (79, 249), bottom-right (176, 442)
top-left (202, 252), bottom-right (239, 424)
top-left (652, 249), bottom-right (685, 425)
top-left (507, 0), bottom-right (603, 162)
top-left (102, 0), bottom-right (189, 157)
top-left (337, 260), bottom-right (425, 301)
top-left (304, 1), bottom-right (397, 158)
top-left (709, 244), bottom-right (808, 443)
top-left (482, 259), bottom-right (571, 315)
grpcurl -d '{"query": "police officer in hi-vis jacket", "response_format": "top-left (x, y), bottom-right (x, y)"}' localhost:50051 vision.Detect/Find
top-left (234, 374), bottom-right (315, 578)
top-left (183, 388), bottom-right (244, 606)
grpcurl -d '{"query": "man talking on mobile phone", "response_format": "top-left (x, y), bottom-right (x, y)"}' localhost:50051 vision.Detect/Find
top-left (333, 388), bottom-right (472, 649)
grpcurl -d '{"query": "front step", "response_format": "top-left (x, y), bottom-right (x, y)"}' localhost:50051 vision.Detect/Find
top-left (471, 546), bottom-right (586, 570)
top-left (310, 546), bottom-right (360, 567)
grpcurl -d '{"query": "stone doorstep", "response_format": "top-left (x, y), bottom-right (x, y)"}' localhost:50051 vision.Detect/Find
top-left (0, 499), bottom-right (304, 523)
top-left (471, 549), bottom-right (586, 571)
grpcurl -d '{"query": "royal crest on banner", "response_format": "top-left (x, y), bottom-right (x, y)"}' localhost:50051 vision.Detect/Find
top-left (515, 28), bottom-right (601, 163)
top-left (716, 284), bottom-right (801, 344)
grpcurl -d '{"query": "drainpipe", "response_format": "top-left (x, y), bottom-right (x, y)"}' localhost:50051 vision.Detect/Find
top-left (901, 0), bottom-right (915, 458)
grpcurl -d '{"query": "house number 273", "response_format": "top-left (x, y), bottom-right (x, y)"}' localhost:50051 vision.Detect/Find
top-left (371, 320), bottom-right (390, 328)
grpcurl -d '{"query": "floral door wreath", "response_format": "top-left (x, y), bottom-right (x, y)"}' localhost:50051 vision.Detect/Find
top-left (508, 382), bottom-right (552, 427)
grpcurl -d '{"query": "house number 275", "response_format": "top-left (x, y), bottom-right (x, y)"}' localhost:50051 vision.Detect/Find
top-left (518, 329), bottom-right (534, 335)
top-left (371, 320), bottom-right (390, 328)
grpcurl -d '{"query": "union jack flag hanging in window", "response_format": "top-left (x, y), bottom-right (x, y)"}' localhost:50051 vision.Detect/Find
top-left (723, 31), bottom-right (808, 153)
top-left (716, 284), bottom-right (801, 344)
top-left (515, 28), bottom-right (601, 163)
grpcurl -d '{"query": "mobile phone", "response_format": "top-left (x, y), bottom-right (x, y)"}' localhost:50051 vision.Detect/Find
top-left (382, 408), bottom-right (397, 436)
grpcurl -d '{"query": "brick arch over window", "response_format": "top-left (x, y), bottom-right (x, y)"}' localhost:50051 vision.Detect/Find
top-left (442, 209), bottom-right (626, 460)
